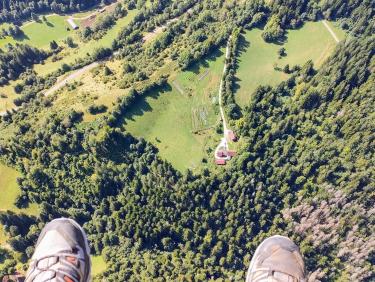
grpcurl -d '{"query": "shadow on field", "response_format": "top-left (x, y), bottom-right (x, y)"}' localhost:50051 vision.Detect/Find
top-left (14, 33), bottom-right (30, 42)
top-left (122, 83), bottom-right (173, 124)
top-left (233, 33), bottom-right (251, 95)
top-left (46, 21), bottom-right (55, 27)
top-left (188, 48), bottom-right (224, 75)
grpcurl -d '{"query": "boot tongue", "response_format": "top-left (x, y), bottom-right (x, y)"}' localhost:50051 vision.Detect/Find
top-left (32, 230), bottom-right (72, 259)
top-left (261, 247), bottom-right (305, 279)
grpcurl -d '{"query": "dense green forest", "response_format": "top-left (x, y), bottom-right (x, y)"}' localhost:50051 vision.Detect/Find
top-left (0, 0), bottom-right (374, 281)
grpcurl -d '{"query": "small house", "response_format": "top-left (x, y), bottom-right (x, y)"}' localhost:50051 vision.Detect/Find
top-left (216, 151), bottom-right (227, 158)
top-left (215, 159), bottom-right (226, 165)
top-left (67, 18), bottom-right (78, 30)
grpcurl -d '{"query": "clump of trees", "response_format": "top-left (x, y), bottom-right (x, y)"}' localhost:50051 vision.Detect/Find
top-left (262, 15), bottom-right (284, 43)
top-left (0, 24), bottom-right (23, 38)
top-left (0, 44), bottom-right (48, 85)
top-left (88, 104), bottom-right (107, 114)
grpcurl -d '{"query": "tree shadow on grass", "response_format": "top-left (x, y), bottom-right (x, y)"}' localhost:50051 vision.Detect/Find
top-left (188, 48), bottom-right (225, 75)
top-left (13, 33), bottom-right (30, 42)
top-left (122, 83), bottom-right (173, 125)
top-left (46, 21), bottom-right (55, 27)
top-left (233, 33), bottom-right (251, 96)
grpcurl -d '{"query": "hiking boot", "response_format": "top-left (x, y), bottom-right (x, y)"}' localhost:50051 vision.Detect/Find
top-left (26, 218), bottom-right (91, 282)
top-left (246, 235), bottom-right (306, 282)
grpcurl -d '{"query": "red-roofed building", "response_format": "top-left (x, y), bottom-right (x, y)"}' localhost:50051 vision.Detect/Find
top-left (215, 159), bottom-right (226, 165)
top-left (216, 151), bottom-right (227, 158)
top-left (227, 130), bottom-right (237, 142)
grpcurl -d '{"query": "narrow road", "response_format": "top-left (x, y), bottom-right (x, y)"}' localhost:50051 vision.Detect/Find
top-left (43, 62), bottom-right (99, 97)
top-left (218, 41), bottom-right (231, 134)
top-left (322, 20), bottom-right (340, 43)
top-left (70, 0), bottom-right (120, 20)
top-left (214, 39), bottom-right (231, 160)
top-left (0, 62), bottom-right (99, 117)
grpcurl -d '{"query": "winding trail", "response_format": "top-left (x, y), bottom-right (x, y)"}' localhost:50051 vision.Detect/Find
top-left (322, 20), bottom-right (340, 43)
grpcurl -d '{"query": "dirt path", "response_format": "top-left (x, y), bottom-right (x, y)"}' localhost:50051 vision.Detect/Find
top-left (143, 7), bottom-right (194, 43)
top-left (322, 20), bottom-right (340, 43)
top-left (172, 80), bottom-right (184, 95)
top-left (219, 41), bottom-right (231, 134)
top-left (70, 0), bottom-right (119, 20)
top-left (143, 18), bottom-right (179, 43)
top-left (214, 39), bottom-right (231, 160)
top-left (43, 62), bottom-right (99, 97)
top-left (0, 62), bottom-right (99, 117)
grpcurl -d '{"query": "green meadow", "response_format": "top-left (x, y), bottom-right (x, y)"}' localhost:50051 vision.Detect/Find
top-left (0, 163), bottom-right (38, 249)
top-left (92, 255), bottom-right (107, 277)
top-left (124, 49), bottom-right (226, 171)
top-left (235, 21), bottom-right (345, 107)
top-left (0, 15), bottom-right (75, 49)
top-left (34, 9), bottom-right (139, 76)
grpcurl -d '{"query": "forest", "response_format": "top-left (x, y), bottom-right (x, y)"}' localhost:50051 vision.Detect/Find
top-left (0, 0), bottom-right (374, 281)
top-left (0, 0), bottom-right (104, 24)
top-left (0, 44), bottom-right (48, 86)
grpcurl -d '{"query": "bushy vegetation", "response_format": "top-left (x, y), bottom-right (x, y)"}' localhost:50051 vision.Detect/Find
top-left (0, 44), bottom-right (47, 85)
top-left (0, 0), bottom-right (373, 281)
top-left (81, 3), bottom-right (128, 41)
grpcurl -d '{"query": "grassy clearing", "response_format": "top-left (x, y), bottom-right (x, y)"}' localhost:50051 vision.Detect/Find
top-left (0, 164), bottom-right (39, 215)
top-left (0, 81), bottom-right (21, 113)
top-left (34, 9), bottom-right (139, 76)
top-left (235, 21), bottom-right (344, 107)
top-left (0, 5), bottom-right (142, 113)
top-left (92, 255), bottom-right (107, 277)
top-left (0, 163), bottom-right (39, 252)
top-left (124, 49), bottom-right (225, 171)
top-left (0, 15), bottom-right (74, 49)
top-left (51, 64), bottom-right (129, 122)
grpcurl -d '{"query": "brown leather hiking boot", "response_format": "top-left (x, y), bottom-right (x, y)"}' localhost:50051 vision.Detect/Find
top-left (246, 235), bottom-right (306, 282)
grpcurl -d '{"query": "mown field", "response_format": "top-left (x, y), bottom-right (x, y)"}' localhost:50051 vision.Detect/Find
top-left (124, 49), bottom-right (226, 171)
top-left (34, 8), bottom-right (139, 76)
top-left (235, 21), bottom-right (345, 107)
top-left (0, 15), bottom-right (75, 49)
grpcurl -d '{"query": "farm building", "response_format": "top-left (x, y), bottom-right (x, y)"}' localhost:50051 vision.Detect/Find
top-left (216, 151), bottom-right (227, 158)
top-left (227, 130), bottom-right (237, 142)
top-left (215, 159), bottom-right (226, 165)
top-left (67, 18), bottom-right (79, 30)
